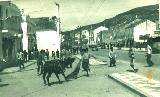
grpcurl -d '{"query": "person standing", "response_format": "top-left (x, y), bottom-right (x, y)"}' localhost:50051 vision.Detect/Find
top-left (128, 48), bottom-right (138, 72)
top-left (23, 50), bottom-right (28, 62)
top-left (46, 49), bottom-right (49, 60)
top-left (52, 51), bottom-right (55, 59)
top-left (56, 49), bottom-right (59, 58)
top-left (76, 46), bottom-right (79, 54)
top-left (35, 49), bottom-right (39, 60)
top-left (37, 50), bottom-right (45, 75)
top-left (146, 44), bottom-right (153, 67)
top-left (64, 49), bottom-right (72, 68)
top-left (28, 49), bottom-right (31, 60)
top-left (17, 50), bottom-right (24, 70)
top-left (82, 49), bottom-right (96, 77)
top-left (109, 47), bottom-right (116, 67)
top-left (60, 49), bottom-right (65, 60)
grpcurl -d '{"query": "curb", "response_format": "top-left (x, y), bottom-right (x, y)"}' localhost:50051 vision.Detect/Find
top-left (108, 74), bottom-right (146, 97)
top-left (108, 72), bottom-right (160, 97)
top-left (0, 61), bottom-right (36, 74)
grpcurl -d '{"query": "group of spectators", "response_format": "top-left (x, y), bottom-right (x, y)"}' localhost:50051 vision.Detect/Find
top-left (108, 42), bottom-right (153, 73)
top-left (16, 50), bottom-right (29, 70)
top-left (36, 48), bottom-right (73, 75)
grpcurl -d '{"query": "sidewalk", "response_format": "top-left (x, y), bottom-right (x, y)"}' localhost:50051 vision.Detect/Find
top-left (113, 47), bottom-right (146, 52)
top-left (89, 52), bottom-right (160, 97)
top-left (109, 72), bottom-right (160, 97)
top-left (0, 60), bottom-right (36, 74)
top-left (108, 58), bottom-right (160, 97)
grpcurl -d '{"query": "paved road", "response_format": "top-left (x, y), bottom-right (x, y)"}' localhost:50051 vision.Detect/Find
top-left (91, 48), bottom-right (160, 81)
top-left (0, 56), bottom-right (141, 97)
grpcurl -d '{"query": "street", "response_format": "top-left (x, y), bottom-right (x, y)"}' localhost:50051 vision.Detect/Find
top-left (0, 0), bottom-right (159, 97)
top-left (0, 49), bottom-right (142, 97)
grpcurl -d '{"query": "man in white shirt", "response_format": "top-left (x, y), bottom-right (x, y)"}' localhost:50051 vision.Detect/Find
top-left (17, 51), bottom-right (24, 70)
top-left (146, 44), bottom-right (153, 67)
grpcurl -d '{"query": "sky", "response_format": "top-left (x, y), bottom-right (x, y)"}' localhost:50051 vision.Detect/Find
top-left (11, 0), bottom-right (159, 31)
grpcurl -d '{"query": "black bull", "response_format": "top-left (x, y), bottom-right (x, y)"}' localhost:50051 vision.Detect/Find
top-left (43, 57), bottom-right (75, 85)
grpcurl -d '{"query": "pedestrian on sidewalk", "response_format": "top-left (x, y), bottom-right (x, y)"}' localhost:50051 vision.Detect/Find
top-left (128, 47), bottom-right (138, 72)
top-left (108, 47), bottom-right (116, 67)
top-left (17, 50), bottom-right (24, 70)
top-left (146, 44), bottom-right (154, 67)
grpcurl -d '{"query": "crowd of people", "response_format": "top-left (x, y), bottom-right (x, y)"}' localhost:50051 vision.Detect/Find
top-left (107, 42), bottom-right (154, 73)
top-left (16, 40), bottom-right (154, 79)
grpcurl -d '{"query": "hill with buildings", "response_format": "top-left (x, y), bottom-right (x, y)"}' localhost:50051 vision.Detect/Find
top-left (64, 4), bottom-right (158, 33)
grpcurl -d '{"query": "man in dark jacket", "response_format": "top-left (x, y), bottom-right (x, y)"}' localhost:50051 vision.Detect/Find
top-left (37, 50), bottom-right (45, 75)
top-left (56, 49), bottom-right (59, 58)
top-left (46, 49), bottom-right (49, 60)
top-left (23, 50), bottom-right (28, 62)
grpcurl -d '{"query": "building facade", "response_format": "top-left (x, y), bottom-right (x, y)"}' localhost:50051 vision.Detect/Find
top-left (0, 1), bottom-right (22, 64)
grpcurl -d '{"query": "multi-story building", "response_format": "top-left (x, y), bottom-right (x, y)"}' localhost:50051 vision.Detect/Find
top-left (21, 15), bottom-right (36, 52)
top-left (31, 17), bottom-right (58, 54)
top-left (0, 0), bottom-right (22, 64)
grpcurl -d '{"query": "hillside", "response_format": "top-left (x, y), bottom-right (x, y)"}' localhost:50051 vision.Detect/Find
top-left (63, 4), bottom-right (159, 33)
top-left (103, 4), bottom-right (158, 27)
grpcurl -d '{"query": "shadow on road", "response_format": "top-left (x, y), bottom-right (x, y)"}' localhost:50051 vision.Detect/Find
top-left (126, 70), bottom-right (134, 72)
top-left (21, 68), bottom-right (36, 72)
top-left (0, 62), bottom-right (36, 75)
top-left (0, 84), bottom-right (9, 87)
top-left (48, 80), bottom-right (66, 86)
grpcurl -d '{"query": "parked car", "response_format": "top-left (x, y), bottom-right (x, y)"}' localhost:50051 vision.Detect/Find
top-left (89, 44), bottom-right (98, 51)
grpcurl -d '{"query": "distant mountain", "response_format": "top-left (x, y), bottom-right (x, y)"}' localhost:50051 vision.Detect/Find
top-left (103, 4), bottom-right (158, 27)
top-left (63, 4), bottom-right (158, 33)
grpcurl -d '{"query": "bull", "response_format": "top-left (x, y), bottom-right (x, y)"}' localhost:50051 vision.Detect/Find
top-left (43, 57), bottom-right (75, 86)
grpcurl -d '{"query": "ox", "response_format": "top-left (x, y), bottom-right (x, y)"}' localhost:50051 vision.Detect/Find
top-left (43, 57), bottom-right (75, 86)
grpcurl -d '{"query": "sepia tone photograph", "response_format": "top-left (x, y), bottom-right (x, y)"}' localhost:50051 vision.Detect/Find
top-left (0, 0), bottom-right (160, 97)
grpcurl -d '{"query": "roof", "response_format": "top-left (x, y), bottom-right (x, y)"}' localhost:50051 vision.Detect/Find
top-left (31, 16), bottom-right (57, 31)
top-left (125, 19), bottom-right (145, 28)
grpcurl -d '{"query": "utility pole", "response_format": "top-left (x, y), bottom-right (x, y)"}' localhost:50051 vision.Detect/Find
top-left (21, 9), bottom-right (28, 52)
top-left (79, 26), bottom-right (82, 47)
top-left (55, 2), bottom-right (61, 51)
top-left (159, 0), bottom-right (160, 29)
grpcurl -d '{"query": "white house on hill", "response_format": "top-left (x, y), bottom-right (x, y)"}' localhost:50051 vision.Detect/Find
top-left (126, 19), bottom-right (156, 42)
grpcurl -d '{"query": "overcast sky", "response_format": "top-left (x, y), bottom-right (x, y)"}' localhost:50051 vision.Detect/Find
top-left (11, 0), bottom-right (158, 31)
